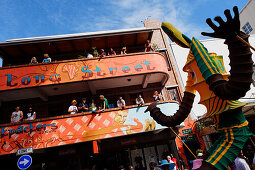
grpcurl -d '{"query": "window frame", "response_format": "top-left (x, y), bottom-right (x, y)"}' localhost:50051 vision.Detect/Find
top-left (242, 22), bottom-right (253, 34)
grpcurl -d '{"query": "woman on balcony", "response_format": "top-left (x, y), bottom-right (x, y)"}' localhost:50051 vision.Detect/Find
top-left (99, 49), bottom-right (106, 58)
top-left (153, 91), bottom-right (162, 102)
top-left (30, 57), bottom-right (38, 64)
top-left (145, 40), bottom-right (153, 52)
top-left (108, 48), bottom-right (116, 56)
top-left (26, 107), bottom-right (36, 121)
top-left (121, 47), bottom-right (127, 55)
top-left (42, 53), bottom-right (52, 63)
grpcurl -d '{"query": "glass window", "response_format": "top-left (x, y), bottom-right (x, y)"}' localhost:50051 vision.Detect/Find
top-left (166, 87), bottom-right (179, 102)
top-left (242, 22), bottom-right (253, 34)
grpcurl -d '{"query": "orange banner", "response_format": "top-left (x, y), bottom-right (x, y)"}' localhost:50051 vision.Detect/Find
top-left (0, 102), bottom-right (179, 155)
top-left (0, 53), bottom-right (168, 91)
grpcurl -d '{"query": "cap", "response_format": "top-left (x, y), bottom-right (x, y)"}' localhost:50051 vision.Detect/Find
top-left (71, 100), bottom-right (77, 104)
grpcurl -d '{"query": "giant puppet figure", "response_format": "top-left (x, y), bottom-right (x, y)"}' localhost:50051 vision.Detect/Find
top-left (145, 6), bottom-right (253, 170)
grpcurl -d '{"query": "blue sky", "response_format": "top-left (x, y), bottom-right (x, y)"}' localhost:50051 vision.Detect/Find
top-left (0, 0), bottom-right (249, 43)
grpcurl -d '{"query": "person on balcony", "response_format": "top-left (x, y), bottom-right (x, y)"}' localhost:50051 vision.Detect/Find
top-left (92, 47), bottom-right (99, 57)
top-left (108, 48), bottom-right (116, 56)
top-left (145, 40), bottom-right (153, 52)
top-left (30, 57), bottom-right (38, 64)
top-left (153, 91), bottom-right (162, 102)
top-left (26, 107), bottom-right (36, 121)
top-left (78, 98), bottom-right (89, 113)
top-left (42, 53), bottom-right (52, 63)
top-left (99, 95), bottom-right (109, 112)
top-left (99, 49), bottom-right (106, 57)
top-left (90, 99), bottom-right (97, 113)
top-left (117, 96), bottom-right (126, 109)
top-left (11, 106), bottom-right (23, 123)
top-left (136, 94), bottom-right (145, 107)
top-left (87, 51), bottom-right (93, 58)
top-left (121, 47), bottom-right (127, 55)
top-left (68, 100), bottom-right (78, 114)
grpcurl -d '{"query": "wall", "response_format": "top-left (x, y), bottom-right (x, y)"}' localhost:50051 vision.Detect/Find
top-left (240, 0), bottom-right (255, 34)
top-left (144, 20), bottom-right (184, 97)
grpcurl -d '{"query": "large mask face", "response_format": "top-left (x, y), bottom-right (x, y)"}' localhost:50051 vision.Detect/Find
top-left (114, 110), bottom-right (129, 124)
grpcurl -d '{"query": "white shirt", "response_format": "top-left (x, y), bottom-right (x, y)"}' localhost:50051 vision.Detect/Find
top-left (117, 99), bottom-right (126, 107)
top-left (87, 54), bottom-right (93, 58)
top-left (234, 157), bottom-right (251, 170)
top-left (169, 160), bottom-right (177, 170)
top-left (27, 112), bottom-right (36, 120)
top-left (136, 98), bottom-right (144, 105)
top-left (68, 106), bottom-right (78, 114)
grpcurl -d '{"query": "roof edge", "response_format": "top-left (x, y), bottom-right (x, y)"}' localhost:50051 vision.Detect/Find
top-left (2, 27), bottom-right (155, 45)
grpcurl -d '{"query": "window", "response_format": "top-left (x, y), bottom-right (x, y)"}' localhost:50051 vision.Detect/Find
top-left (166, 87), bottom-right (179, 102)
top-left (242, 22), bottom-right (253, 34)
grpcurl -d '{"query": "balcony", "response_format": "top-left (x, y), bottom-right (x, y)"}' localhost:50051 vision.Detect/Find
top-left (0, 52), bottom-right (169, 102)
top-left (0, 101), bottom-right (179, 156)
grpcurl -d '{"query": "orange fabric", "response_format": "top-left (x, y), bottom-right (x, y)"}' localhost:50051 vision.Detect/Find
top-left (0, 110), bottom-right (144, 155)
top-left (93, 140), bottom-right (99, 154)
top-left (0, 53), bottom-right (167, 91)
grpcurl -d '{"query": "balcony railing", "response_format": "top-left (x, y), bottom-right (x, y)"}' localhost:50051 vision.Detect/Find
top-left (0, 52), bottom-right (169, 91)
top-left (0, 101), bottom-right (179, 156)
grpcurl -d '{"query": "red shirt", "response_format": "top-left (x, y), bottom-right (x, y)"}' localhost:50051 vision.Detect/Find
top-left (172, 158), bottom-right (178, 169)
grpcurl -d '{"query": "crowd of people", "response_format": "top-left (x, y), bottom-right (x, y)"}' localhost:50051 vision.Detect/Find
top-left (27, 40), bottom-right (154, 65)
top-left (11, 106), bottom-right (36, 123)
top-left (10, 91), bottom-right (163, 123)
top-left (68, 91), bottom-right (162, 115)
top-left (116, 153), bottom-right (181, 170)
top-left (28, 47), bottom-right (124, 65)
top-left (117, 149), bottom-right (255, 170)
top-left (29, 53), bottom-right (52, 64)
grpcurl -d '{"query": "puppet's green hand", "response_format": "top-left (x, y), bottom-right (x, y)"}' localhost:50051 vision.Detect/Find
top-left (201, 6), bottom-right (240, 39)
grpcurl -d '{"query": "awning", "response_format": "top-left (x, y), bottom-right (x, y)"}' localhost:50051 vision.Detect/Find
top-left (0, 28), bottom-right (154, 62)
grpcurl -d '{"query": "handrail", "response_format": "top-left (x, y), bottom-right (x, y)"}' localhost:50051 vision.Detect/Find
top-left (0, 52), bottom-right (162, 70)
top-left (0, 100), bottom-right (178, 127)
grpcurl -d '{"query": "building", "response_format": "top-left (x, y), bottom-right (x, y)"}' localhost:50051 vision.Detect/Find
top-left (240, 0), bottom-right (255, 35)
top-left (0, 20), bottom-right (189, 169)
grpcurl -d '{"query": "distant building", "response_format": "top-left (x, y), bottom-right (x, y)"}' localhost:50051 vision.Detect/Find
top-left (240, 0), bottom-right (255, 35)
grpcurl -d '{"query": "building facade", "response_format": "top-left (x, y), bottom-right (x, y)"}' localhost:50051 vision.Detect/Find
top-left (0, 20), bottom-right (189, 169)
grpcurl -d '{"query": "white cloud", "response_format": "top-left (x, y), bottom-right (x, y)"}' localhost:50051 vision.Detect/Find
top-left (107, 0), bottom-right (206, 38)
top-left (35, 0), bottom-right (207, 39)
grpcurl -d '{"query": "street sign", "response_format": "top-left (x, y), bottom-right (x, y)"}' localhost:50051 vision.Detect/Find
top-left (16, 147), bottom-right (33, 156)
top-left (17, 155), bottom-right (32, 170)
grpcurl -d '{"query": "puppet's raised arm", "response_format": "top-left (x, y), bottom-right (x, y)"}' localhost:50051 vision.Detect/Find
top-left (145, 73), bottom-right (195, 127)
top-left (201, 6), bottom-right (253, 100)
